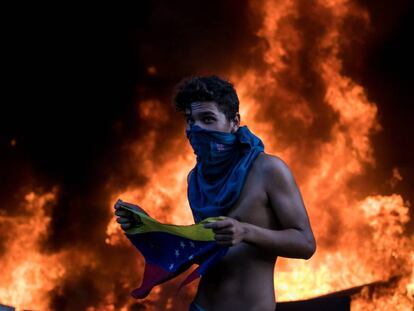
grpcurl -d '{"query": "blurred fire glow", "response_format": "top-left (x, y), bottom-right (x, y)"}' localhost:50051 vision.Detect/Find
top-left (1, 0), bottom-right (413, 310)
top-left (0, 190), bottom-right (65, 310)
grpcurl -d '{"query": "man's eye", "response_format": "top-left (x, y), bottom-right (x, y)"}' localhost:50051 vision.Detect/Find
top-left (203, 117), bottom-right (214, 122)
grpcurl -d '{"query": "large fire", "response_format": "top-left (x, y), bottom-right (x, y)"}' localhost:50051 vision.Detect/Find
top-left (1, 0), bottom-right (412, 310)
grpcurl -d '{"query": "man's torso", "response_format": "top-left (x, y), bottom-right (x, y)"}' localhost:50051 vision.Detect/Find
top-left (193, 152), bottom-right (279, 311)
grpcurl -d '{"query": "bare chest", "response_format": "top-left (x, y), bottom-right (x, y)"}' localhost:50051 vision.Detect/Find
top-left (195, 153), bottom-right (278, 307)
top-left (225, 153), bottom-right (277, 231)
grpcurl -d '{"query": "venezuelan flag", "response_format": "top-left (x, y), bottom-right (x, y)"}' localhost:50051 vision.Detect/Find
top-left (118, 201), bottom-right (230, 299)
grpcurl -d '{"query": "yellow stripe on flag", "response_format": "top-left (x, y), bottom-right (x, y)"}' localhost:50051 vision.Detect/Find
top-left (121, 205), bottom-right (225, 241)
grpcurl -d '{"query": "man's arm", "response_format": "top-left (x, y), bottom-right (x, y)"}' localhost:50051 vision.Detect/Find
top-left (242, 156), bottom-right (316, 259)
top-left (203, 155), bottom-right (316, 259)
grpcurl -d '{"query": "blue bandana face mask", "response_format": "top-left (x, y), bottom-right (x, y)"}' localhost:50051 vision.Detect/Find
top-left (185, 124), bottom-right (240, 180)
top-left (185, 123), bottom-right (265, 223)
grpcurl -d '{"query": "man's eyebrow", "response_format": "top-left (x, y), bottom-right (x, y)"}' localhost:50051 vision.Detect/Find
top-left (185, 111), bottom-right (217, 117)
top-left (200, 111), bottom-right (217, 116)
top-left (184, 111), bottom-right (217, 118)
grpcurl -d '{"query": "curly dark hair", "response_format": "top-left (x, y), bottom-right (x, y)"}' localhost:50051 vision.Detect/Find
top-left (172, 75), bottom-right (239, 121)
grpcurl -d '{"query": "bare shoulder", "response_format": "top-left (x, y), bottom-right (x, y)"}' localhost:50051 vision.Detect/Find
top-left (254, 152), bottom-right (297, 195)
top-left (256, 152), bottom-right (290, 177)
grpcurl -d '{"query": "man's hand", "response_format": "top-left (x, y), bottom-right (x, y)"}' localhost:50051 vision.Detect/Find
top-left (203, 216), bottom-right (247, 246)
top-left (114, 199), bottom-right (147, 231)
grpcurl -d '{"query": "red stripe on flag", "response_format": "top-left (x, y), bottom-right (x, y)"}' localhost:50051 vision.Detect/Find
top-left (130, 262), bottom-right (174, 299)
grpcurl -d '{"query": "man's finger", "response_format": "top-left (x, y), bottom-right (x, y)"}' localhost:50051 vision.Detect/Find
top-left (121, 223), bottom-right (131, 230)
top-left (203, 220), bottom-right (232, 229)
top-left (214, 234), bottom-right (232, 241)
top-left (213, 228), bottom-right (233, 234)
top-left (115, 210), bottom-right (131, 216)
top-left (114, 199), bottom-right (123, 209)
top-left (119, 201), bottom-right (143, 210)
top-left (116, 217), bottom-right (131, 224)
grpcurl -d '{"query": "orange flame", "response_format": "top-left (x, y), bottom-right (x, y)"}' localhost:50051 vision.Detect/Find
top-left (0, 189), bottom-right (65, 310)
top-left (108, 0), bottom-right (413, 309)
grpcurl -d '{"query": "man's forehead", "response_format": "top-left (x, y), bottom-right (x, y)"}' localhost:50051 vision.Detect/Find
top-left (184, 101), bottom-right (219, 116)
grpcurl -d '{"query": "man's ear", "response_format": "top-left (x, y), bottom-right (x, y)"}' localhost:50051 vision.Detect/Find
top-left (231, 113), bottom-right (241, 133)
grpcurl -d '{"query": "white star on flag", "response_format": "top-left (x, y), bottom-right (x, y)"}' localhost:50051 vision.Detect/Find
top-left (180, 241), bottom-right (186, 248)
top-left (190, 241), bottom-right (195, 248)
top-left (169, 263), bottom-right (174, 270)
top-left (175, 249), bottom-right (180, 257)
top-left (188, 254), bottom-right (194, 260)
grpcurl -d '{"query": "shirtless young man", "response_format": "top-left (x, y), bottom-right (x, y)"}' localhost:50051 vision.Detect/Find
top-left (114, 76), bottom-right (316, 311)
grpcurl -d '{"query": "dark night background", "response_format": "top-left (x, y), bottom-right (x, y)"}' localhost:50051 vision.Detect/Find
top-left (1, 0), bottom-right (413, 308)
